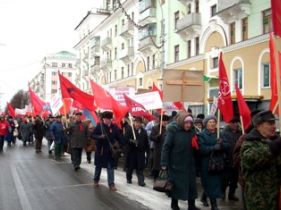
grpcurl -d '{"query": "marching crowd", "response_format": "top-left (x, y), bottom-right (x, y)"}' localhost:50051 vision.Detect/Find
top-left (0, 108), bottom-right (280, 210)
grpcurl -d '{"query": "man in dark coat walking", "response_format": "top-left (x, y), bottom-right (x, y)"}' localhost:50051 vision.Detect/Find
top-left (33, 116), bottom-right (45, 153)
top-left (50, 115), bottom-right (66, 160)
top-left (69, 112), bottom-right (88, 171)
top-left (92, 111), bottom-right (123, 192)
top-left (150, 114), bottom-right (169, 180)
top-left (124, 117), bottom-right (149, 186)
top-left (221, 117), bottom-right (242, 201)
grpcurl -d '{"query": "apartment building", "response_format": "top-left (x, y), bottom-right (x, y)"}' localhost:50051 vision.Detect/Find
top-left (74, 0), bottom-right (279, 114)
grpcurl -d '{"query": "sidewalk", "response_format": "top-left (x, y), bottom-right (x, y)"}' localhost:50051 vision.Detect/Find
top-left (60, 152), bottom-right (243, 210)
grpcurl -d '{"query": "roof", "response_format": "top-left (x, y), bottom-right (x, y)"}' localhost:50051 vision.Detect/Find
top-left (56, 51), bottom-right (76, 58)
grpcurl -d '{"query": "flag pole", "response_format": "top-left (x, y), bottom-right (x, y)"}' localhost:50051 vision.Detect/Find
top-left (159, 109), bottom-right (164, 134)
top-left (128, 113), bottom-right (136, 140)
top-left (274, 35), bottom-right (281, 133)
top-left (217, 110), bottom-right (220, 138)
top-left (240, 116), bottom-right (245, 135)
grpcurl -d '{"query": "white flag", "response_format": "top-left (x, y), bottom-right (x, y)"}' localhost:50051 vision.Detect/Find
top-left (50, 93), bottom-right (63, 115)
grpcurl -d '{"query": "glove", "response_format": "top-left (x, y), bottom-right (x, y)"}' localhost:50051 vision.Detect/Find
top-left (213, 143), bottom-right (222, 151)
top-left (268, 136), bottom-right (281, 156)
top-left (129, 139), bottom-right (137, 145)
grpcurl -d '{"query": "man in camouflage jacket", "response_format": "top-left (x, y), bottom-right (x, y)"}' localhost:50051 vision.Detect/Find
top-left (241, 111), bottom-right (281, 210)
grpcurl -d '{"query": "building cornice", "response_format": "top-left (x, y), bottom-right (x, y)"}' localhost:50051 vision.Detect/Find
top-left (166, 55), bottom-right (205, 69)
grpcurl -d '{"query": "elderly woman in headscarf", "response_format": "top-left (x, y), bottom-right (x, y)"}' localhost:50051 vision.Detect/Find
top-left (161, 112), bottom-right (200, 210)
top-left (198, 115), bottom-right (229, 210)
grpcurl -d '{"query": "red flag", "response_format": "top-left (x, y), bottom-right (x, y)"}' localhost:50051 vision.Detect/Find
top-left (217, 52), bottom-right (234, 123)
top-left (152, 83), bottom-right (163, 99)
top-left (90, 80), bottom-right (128, 126)
top-left (124, 94), bottom-right (155, 121)
top-left (173, 101), bottom-right (186, 111)
top-left (28, 87), bottom-right (46, 115)
top-left (59, 98), bottom-right (73, 115)
top-left (7, 103), bottom-right (15, 117)
top-left (269, 33), bottom-right (278, 112)
top-left (59, 73), bottom-right (96, 111)
top-left (90, 80), bottom-right (114, 110)
top-left (271, 0), bottom-right (281, 37)
top-left (235, 84), bottom-right (251, 130)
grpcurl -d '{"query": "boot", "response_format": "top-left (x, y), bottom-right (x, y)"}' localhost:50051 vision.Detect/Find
top-left (200, 192), bottom-right (209, 207)
top-left (188, 199), bottom-right (200, 210)
top-left (171, 198), bottom-right (180, 210)
top-left (228, 188), bottom-right (239, 201)
top-left (210, 199), bottom-right (220, 210)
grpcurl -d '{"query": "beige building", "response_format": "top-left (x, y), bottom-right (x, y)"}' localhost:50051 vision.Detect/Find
top-left (74, 0), bottom-right (280, 116)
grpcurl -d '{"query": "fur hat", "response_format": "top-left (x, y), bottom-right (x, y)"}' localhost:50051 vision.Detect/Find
top-left (252, 111), bottom-right (276, 127)
top-left (101, 111), bottom-right (113, 119)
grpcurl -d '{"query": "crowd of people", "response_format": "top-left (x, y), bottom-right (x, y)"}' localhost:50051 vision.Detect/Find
top-left (0, 108), bottom-right (280, 210)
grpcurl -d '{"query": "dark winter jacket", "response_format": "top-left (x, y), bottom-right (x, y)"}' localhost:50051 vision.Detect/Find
top-left (33, 118), bottom-right (45, 140)
top-left (150, 124), bottom-right (167, 171)
top-left (92, 123), bottom-right (122, 168)
top-left (50, 121), bottom-right (66, 144)
top-left (68, 121), bottom-right (88, 148)
top-left (198, 128), bottom-right (229, 199)
top-left (124, 126), bottom-right (149, 170)
top-left (161, 112), bottom-right (198, 201)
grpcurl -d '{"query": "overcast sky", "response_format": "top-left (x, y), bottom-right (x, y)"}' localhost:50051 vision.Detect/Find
top-left (0, 0), bottom-right (102, 109)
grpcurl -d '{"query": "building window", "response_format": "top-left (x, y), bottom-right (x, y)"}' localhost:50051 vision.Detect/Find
top-left (121, 43), bottom-right (125, 50)
top-left (68, 63), bottom-right (72, 68)
top-left (233, 68), bottom-right (243, 89)
top-left (262, 63), bottom-right (270, 88)
top-left (51, 62), bottom-right (58, 67)
top-left (187, 4), bottom-right (191, 14)
top-left (52, 80), bottom-right (57, 85)
top-left (114, 24), bottom-right (118, 37)
top-left (121, 19), bottom-right (125, 26)
top-left (174, 45), bottom-right (179, 62)
top-left (68, 72), bottom-right (72, 77)
top-left (263, 9), bottom-right (272, 34)
top-left (127, 64), bottom-right (130, 77)
top-left (110, 28), bottom-right (112, 37)
top-left (139, 77), bottom-right (143, 86)
top-left (121, 67), bottom-right (124, 79)
top-left (147, 56), bottom-right (150, 71)
top-left (51, 89), bottom-right (57, 94)
top-left (174, 11), bottom-right (180, 29)
top-left (131, 12), bottom-right (134, 21)
top-left (195, 37), bottom-right (200, 55)
top-left (195, 0), bottom-right (199, 13)
top-left (211, 4), bottom-right (217, 17)
top-left (152, 54), bottom-right (156, 69)
top-left (62, 63), bottom-right (66, 68)
top-left (114, 69), bottom-right (117, 80)
top-left (160, 0), bottom-right (165, 5)
top-left (52, 72), bottom-right (56, 76)
top-left (114, 47), bottom-right (117, 59)
top-left (131, 63), bottom-right (134, 75)
top-left (187, 40), bottom-right (191, 58)
top-left (212, 57), bottom-right (218, 69)
top-left (230, 22), bottom-right (236, 44)
top-left (242, 17), bottom-right (248, 41)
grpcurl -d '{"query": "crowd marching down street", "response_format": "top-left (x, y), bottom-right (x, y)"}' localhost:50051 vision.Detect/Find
top-left (1, 57), bottom-right (281, 210)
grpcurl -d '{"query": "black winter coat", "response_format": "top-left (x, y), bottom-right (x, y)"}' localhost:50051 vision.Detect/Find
top-left (124, 126), bottom-right (149, 170)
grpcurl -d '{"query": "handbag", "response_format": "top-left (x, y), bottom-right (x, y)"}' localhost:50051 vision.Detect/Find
top-left (101, 125), bottom-right (122, 160)
top-left (153, 170), bottom-right (174, 193)
top-left (208, 151), bottom-right (225, 175)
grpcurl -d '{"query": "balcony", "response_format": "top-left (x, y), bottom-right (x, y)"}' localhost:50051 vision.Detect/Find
top-left (139, 0), bottom-right (156, 25)
top-left (177, 0), bottom-right (192, 4)
top-left (90, 37), bottom-right (100, 58)
top-left (101, 37), bottom-right (112, 51)
top-left (120, 22), bottom-right (134, 39)
top-left (138, 35), bottom-right (157, 54)
top-left (176, 13), bottom-right (202, 41)
top-left (100, 57), bottom-right (112, 71)
top-left (217, 0), bottom-right (251, 24)
top-left (119, 47), bottom-right (134, 63)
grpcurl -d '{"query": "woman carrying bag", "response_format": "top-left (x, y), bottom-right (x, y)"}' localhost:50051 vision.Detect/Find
top-left (198, 115), bottom-right (229, 210)
top-left (161, 112), bottom-right (200, 210)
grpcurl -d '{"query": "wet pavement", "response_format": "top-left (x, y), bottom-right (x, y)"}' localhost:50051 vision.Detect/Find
top-left (0, 141), bottom-right (150, 210)
top-left (0, 140), bottom-right (243, 210)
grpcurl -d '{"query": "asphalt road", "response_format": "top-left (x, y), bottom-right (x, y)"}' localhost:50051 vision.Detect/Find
top-left (0, 142), bottom-right (150, 210)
